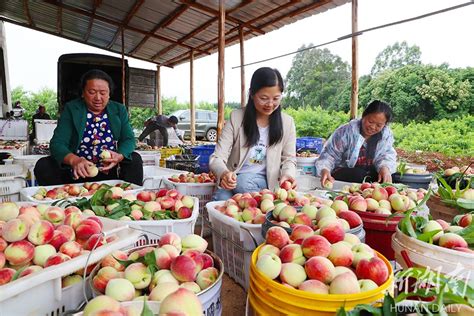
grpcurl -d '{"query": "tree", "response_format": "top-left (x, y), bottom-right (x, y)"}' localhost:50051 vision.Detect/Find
top-left (285, 45), bottom-right (351, 110)
top-left (370, 41), bottom-right (421, 76)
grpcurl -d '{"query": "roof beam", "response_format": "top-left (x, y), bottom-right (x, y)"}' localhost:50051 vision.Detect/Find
top-left (164, 0), bottom-right (332, 67)
top-left (84, 0), bottom-right (103, 42)
top-left (43, 0), bottom-right (209, 55)
top-left (152, 0), bottom-right (254, 61)
top-left (179, 0), bottom-right (264, 35)
top-left (23, 0), bottom-right (34, 27)
top-left (57, 3), bottom-right (62, 34)
top-left (107, 0), bottom-right (145, 49)
top-left (129, 3), bottom-right (189, 55)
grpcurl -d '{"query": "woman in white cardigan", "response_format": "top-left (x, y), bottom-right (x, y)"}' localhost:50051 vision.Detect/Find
top-left (210, 67), bottom-right (297, 201)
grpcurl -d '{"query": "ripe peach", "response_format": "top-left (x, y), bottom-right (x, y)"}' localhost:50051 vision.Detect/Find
top-left (338, 210), bottom-right (362, 229)
top-left (290, 225), bottom-right (314, 242)
top-left (343, 233), bottom-right (361, 246)
top-left (158, 288), bottom-right (203, 316)
top-left (301, 235), bottom-right (331, 258)
top-left (293, 213), bottom-right (312, 226)
top-left (150, 269), bottom-right (179, 289)
top-left (125, 262), bottom-right (152, 289)
top-left (49, 230), bottom-right (69, 250)
top-left (82, 295), bottom-right (122, 316)
top-left (298, 279), bottom-right (329, 294)
top-left (257, 244), bottom-right (281, 259)
top-left (256, 253), bottom-right (282, 280)
top-left (356, 256), bottom-right (389, 286)
top-left (93, 266), bottom-right (119, 293)
top-left (159, 232), bottom-right (182, 252)
top-left (2, 218), bottom-right (30, 242)
top-left (279, 244), bottom-right (306, 265)
top-left (44, 206), bottom-right (65, 225)
top-left (438, 233), bottom-right (468, 249)
top-left (278, 205), bottom-right (297, 223)
top-left (149, 282), bottom-right (180, 302)
top-left (265, 226), bottom-right (290, 249)
top-left (0, 237), bottom-right (7, 252)
top-left (330, 200), bottom-right (349, 214)
top-left (280, 263), bottom-right (307, 288)
top-left (320, 222), bottom-right (345, 244)
top-left (44, 253), bottom-right (71, 267)
top-left (62, 274), bottom-right (83, 288)
top-left (64, 212), bottom-right (83, 229)
top-left (33, 243), bottom-right (57, 266)
top-left (170, 255), bottom-right (199, 282)
top-left (351, 243), bottom-right (375, 267)
top-left (75, 219), bottom-right (102, 240)
top-left (180, 281), bottom-right (201, 293)
top-left (59, 240), bottom-right (83, 258)
top-left (372, 187), bottom-right (388, 201)
top-left (329, 271), bottom-right (360, 294)
top-left (101, 250), bottom-right (128, 271)
top-left (0, 268), bottom-right (16, 285)
top-left (181, 234), bottom-right (208, 253)
top-left (0, 202), bottom-right (20, 221)
top-left (19, 265), bottom-right (43, 277)
top-left (4, 240), bottom-right (35, 265)
top-left (328, 241), bottom-right (354, 267)
top-left (196, 267), bottom-right (219, 290)
top-left (105, 278), bottom-right (135, 302)
top-left (349, 198), bottom-right (367, 212)
top-left (0, 252), bottom-right (5, 269)
top-left (305, 256), bottom-right (335, 284)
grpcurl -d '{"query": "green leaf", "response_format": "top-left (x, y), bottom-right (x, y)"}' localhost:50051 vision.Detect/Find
top-left (456, 198), bottom-right (474, 210)
top-left (140, 297), bottom-right (154, 316)
top-left (382, 294), bottom-right (396, 316)
top-left (417, 229), bottom-right (442, 243)
top-left (143, 250), bottom-right (158, 275)
top-left (455, 222), bottom-right (474, 245)
top-left (91, 205), bottom-right (106, 216)
top-left (11, 266), bottom-right (28, 281)
top-left (398, 209), bottom-right (417, 238)
top-left (336, 307), bottom-right (348, 316)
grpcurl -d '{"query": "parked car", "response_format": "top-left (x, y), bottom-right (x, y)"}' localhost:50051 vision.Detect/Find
top-left (171, 109), bottom-right (218, 142)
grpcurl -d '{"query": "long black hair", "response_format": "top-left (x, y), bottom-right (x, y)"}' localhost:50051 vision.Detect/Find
top-left (243, 67), bottom-right (284, 147)
top-left (362, 100), bottom-right (393, 123)
top-left (80, 69), bottom-right (115, 95)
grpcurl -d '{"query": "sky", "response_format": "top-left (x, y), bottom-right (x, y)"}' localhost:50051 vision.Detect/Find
top-left (3, 0), bottom-right (474, 104)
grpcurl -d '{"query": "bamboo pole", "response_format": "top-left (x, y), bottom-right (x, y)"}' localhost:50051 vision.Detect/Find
top-left (217, 0), bottom-right (225, 139)
top-left (190, 49), bottom-right (196, 144)
top-left (350, 0), bottom-right (359, 119)
top-left (239, 26), bottom-right (245, 108)
top-left (121, 27), bottom-right (126, 105)
top-left (156, 65), bottom-right (162, 115)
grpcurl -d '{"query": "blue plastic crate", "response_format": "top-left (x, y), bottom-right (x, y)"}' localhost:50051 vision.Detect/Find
top-left (191, 145), bottom-right (215, 173)
top-left (296, 137), bottom-right (324, 153)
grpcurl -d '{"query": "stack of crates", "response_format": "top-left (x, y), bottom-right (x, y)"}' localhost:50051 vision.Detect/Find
top-left (191, 144), bottom-right (215, 173)
top-left (159, 147), bottom-right (183, 167)
top-left (296, 137), bottom-right (325, 153)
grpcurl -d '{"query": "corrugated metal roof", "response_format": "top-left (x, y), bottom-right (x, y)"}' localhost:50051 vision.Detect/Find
top-left (0, 0), bottom-right (350, 67)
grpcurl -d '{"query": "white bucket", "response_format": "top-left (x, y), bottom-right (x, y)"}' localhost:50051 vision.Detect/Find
top-left (296, 156), bottom-right (317, 176)
top-left (392, 227), bottom-right (474, 284)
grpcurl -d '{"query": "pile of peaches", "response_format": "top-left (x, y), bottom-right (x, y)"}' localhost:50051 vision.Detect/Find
top-left (167, 172), bottom-right (216, 184)
top-left (72, 188), bottom-right (195, 221)
top-left (0, 202), bottom-right (112, 287)
top-left (256, 225), bottom-right (390, 295)
top-left (88, 233), bottom-right (216, 309)
top-left (336, 182), bottom-right (428, 215)
top-left (31, 182), bottom-right (135, 201)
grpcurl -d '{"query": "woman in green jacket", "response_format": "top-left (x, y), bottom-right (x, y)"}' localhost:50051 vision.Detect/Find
top-left (35, 69), bottom-right (143, 185)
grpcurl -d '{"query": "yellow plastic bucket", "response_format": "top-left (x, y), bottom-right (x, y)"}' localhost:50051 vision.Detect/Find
top-left (247, 245), bottom-right (394, 315)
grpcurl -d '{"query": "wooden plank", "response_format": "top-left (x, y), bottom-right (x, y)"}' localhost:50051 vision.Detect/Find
top-left (350, 0), bottom-right (358, 119)
top-left (217, 0), bottom-right (225, 140)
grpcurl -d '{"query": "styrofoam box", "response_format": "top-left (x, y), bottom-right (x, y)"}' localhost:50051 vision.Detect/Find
top-left (142, 165), bottom-right (182, 190)
top-left (206, 201), bottom-right (264, 290)
top-left (35, 119), bottom-right (57, 143)
top-left (20, 179), bottom-right (143, 204)
top-left (122, 196), bottom-right (199, 246)
top-left (0, 215), bottom-right (141, 316)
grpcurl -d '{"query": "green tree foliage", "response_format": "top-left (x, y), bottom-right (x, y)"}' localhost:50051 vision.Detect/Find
top-left (370, 41), bottom-right (422, 76)
top-left (285, 46), bottom-right (351, 110)
top-left (359, 65), bottom-right (472, 122)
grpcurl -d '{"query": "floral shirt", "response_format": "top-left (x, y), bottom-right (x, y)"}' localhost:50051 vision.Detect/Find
top-left (315, 118), bottom-right (397, 175)
top-left (76, 111), bottom-right (116, 166)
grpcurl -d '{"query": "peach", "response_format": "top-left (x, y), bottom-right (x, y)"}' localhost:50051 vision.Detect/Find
top-left (0, 252), bottom-right (4, 269)
top-left (256, 253), bottom-right (282, 280)
top-left (265, 226), bottom-right (290, 249)
top-left (0, 268), bottom-right (16, 285)
top-left (49, 231), bottom-right (69, 250)
top-left (62, 274), bottom-right (83, 288)
top-left (305, 256), bottom-right (335, 284)
top-left (278, 205), bottom-right (297, 222)
top-left (301, 204), bottom-right (318, 220)
top-left (200, 253), bottom-right (214, 269)
top-left (349, 198), bottom-right (367, 212)
top-left (105, 187), bottom-right (124, 200)
top-left (83, 295), bottom-right (122, 316)
top-left (365, 198), bottom-right (379, 211)
top-left (170, 255), bottom-right (199, 282)
top-left (329, 271), bottom-right (360, 294)
top-left (435, 219), bottom-right (450, 231)
top-left (257, 244), bottom-right (281, 259)
top-left (301, 235), bottom-right (331, 258)
top-left (149, 282), bottom-right (180, 302)
top-left (356, 256), bottom-right (389, 286)
top-left (125, 262), bottom-right (152, 289)
top-left (315, 206), bottom-right (337, 221)
top-left (272, 202), bottom-right (287, 219)
top-left (137, 191), bottom-right (153, 202)
top-left (459, 214), bottom-right (472, 228)
top-left (328, 241), bottom-right (354, 267)
top-left (19, 265), bottom-right (43, 277)
top-left (423, 220), bottom-right (444, 242)
top-left (28, 220), bottom-right (55, 245)
top-left (280, 263), bottom-right (307, 288)
top-left (159, 232), bottom-right (182, 252)
top-left (64, 212), bottom-right (83, 229)
top-left (320, 222), bottom-right (345, 244)
top-left (2, 218), bottom-right (30, 242)
top-left (44, 206), bottom-right (65, 225)
top-left (0, 237), bottom-right (7, 252)
top-left (338, 210), bottom-right (362, 229)
top-left (101, 250), bottom-right (128, 271)
top-left (374, 208), bottom-right (392, 215)
top-left (44, 252), bottom-right (71, 267)
top-left (92, 266), bottom-right (119, 293)
top-left (181, 234), bottom-right (208, 253)
top-left (85, 234), bottom-right (107, 250)
top-left (154, 247), bottom-right (174, 270)
top-left (19, 205), bottom-right (41, 219)
top-left (438, 233), bottom-right (468, 249)
top-left (86, 165), bottom-right (99, 178)
top-left (64, 206), bottom-right (82, 216)
top-left (359, 279), bottom-right (379, 292)
top-left (60, 241), bottom-right (83, 258)
top-left (351, 243), bottom-right (375, 267)
top-left (75, 219), bottom-right (102, 240)
top-left (330, 200), bottom-right (349, 214)
top-left (253, 214), bottom-right (266, 224)
top-left (160, 197), bottom-right (175, 210)
top-left (333, 266), bottom-right (356, 278)
top-left (445, 225), bottom-right (463, 233)
top-left (260, 199), bottom-right (275, 213)
top-left (181, 195), bottom-right (194, 209)
top-left (372, 187), bottom-right (388, 201)
top-left (298, 279), bottom-right (329, 294)
top-left (4, 240), bottom-right (35, 265)
top-left (105, 278), bottom-right (135, 301)
top-left (150, 269), bottom-right (179, 288)
top-left (0, 202), bottom-right (20, 221)
top-left (344, 233), bottom-right (361, 246)
top-left (290, 225), bottom-right (314, 242)
top-left (241, 207), bottom-right (261, 222)
top-left (196, 267), bottom-right (219, 290)
top-left (180, 281), bottom-right (201, 293)
top-left (181, 250), bottom-right (204, 273)
top-left (158, 288), bottom-right (203, 316)
top-left (33, 243), bottom-right (57, 266)
top-left (293, 213), bottom-right (312, 226)
top-left (279, 244), bottom-right (306, 265)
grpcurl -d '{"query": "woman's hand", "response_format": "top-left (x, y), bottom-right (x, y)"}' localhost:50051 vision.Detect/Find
top-left (279, 175), bottom-right (297, 189)
top-left (378, 166), bottom-right (392, 183)
top-left (70, 156), bottom-right (94, 179)
top-left (320, 169), bottom-right (335, 188)
top-left (101, 150), bottom-right (124, 171)
top-left (220, 170), bottom-right (237, 190)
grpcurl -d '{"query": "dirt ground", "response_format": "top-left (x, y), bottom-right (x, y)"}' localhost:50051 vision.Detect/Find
top-left (396, 148), bottom-right (473, 172)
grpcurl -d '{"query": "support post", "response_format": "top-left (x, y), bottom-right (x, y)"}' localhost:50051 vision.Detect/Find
top-left (239, 26), bottom-right (245, 108)
top-left (156, 65), bottom-right (162, 115)
top-left (217, 0), bottom-right (225, 140)
top-left (350, 0), bottom-right (359, 119)
top-left (190, 49), bottom-right (196, 144)
top-left (121, 27), bottom-right (126, 105)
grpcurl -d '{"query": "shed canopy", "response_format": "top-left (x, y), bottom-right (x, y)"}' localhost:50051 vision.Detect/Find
top-left (0, 0), bottom-right (349, 67)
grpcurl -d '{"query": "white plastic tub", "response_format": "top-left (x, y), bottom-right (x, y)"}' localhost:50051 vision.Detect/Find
top-left (392, 227), bottom-right (474, 283)
top-left (296, 156), bottom-right (317, 175)
top-left (206, 201), bottom-right (264, 290)
top-left (142, 165), bottom-right (182, 190)
top-left (0, 164), bottom-right (26, 202)
top-left (20, 179), bottom-right (143, 203)
top-left (0, 216), bottom-right (141, 315)
top-left (120, 196), bottom-right (200, 246)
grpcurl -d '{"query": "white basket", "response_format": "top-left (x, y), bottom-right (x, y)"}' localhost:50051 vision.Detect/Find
top-left (163, 178), bottom-right (216, 210)
top-left (13, 154), bottom-right (48, 186)
top-left (35, 119), bottom-right (57, 143)
top-left (120, 196), bottom-right (200, 246)
top-left (142, 166), bottom-right (182, 190)
top-left (0, 216), bottom-right (141, 315)
top-left (0, 119), bottom-right (28, 140)
top-left (0, 164), bottom-right (26, 178)
top-left (295, 175), bottom-right (320, 192)
top-left (137, 150), bottom-right (161, 166)
top-left (20, 179), bottom-right (143, 204)
top-left (0, 141), bottom-right (29, 156)
top-left (206, 201), bottom-right (264, 290)
top-left (0, 165), bottom-right (27, 202)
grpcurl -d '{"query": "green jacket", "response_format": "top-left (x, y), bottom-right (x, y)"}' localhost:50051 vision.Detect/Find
top-left (50, 98), bottom-right (136, 165)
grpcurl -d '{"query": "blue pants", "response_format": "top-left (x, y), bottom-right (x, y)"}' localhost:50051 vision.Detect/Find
top-left (212, 173), bottom-right (268, 201)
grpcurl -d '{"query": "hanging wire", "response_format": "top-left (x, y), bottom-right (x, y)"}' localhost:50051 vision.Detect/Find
top-left (232, 1), bottom-right (473, 69)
